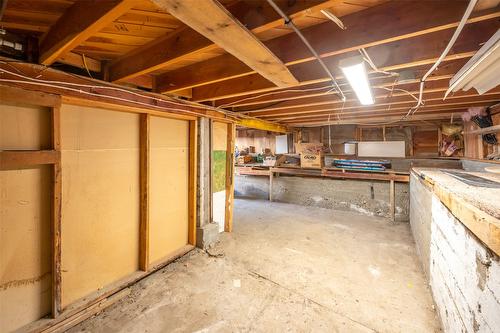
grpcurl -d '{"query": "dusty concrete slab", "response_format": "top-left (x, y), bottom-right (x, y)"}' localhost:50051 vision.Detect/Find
top-left (69, 199), bottom-right (440, 333)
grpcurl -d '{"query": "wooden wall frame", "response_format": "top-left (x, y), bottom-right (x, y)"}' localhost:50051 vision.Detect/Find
top-left (224, 123), bottom-right (236, 232)
top-left (1, 84), bottom-right (205, 331)
top-left (188, 119), bottom-right (198, 245)
top-left (0, 86), bottom-right (63, 318)
top-left (139, 114), bottom-right (150, 271)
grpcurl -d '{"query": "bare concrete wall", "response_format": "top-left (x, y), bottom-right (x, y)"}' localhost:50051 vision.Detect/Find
top-left (410, 173), bottom-right (500, 332)
top-left (235, 175), bottom-right (409, 221)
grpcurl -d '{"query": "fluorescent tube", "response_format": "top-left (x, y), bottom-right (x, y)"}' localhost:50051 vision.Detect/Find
top-left (339, 56), bottom-right (374, 105)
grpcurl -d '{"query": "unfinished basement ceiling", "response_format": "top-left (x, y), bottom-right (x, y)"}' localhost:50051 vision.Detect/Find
top-left (1, 0), bottom-right (499, 125)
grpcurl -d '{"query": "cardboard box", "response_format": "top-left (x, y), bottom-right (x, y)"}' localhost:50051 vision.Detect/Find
top-left (300, 153), bottom-right (323, 169)
top-left (237, 155), bottom-right (253, 164)
top-left (295, 142), bottom-right (324, 154)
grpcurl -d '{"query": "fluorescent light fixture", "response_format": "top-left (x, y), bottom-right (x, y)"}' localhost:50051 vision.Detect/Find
top-left (445, 29), bottom-right (500, 98)
top-left (339, 56), bottom-right (374, 105)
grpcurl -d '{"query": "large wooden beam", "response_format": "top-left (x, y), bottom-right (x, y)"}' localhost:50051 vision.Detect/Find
top-left (108, 0), bottom-right (333, 82)
top-left (156, 1), bottom-right (500, 94)
top-left (236, 118), bottom-right (289, 133)
top-left (39, 0), bottom-right (137, 65)
top-left (190, 17), bottom-right (499, 102)
top-left (150, 0), bottom-right (298, 88)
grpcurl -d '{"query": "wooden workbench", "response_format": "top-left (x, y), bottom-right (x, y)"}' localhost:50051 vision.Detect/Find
top-left (236, 165), bottom-right (410, 221)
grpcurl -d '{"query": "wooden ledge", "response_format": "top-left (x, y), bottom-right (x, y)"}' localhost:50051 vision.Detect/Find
top-left (411, 168), bottom-right (500, 256)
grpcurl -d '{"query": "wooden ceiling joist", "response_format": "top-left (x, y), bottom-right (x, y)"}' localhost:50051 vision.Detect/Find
top-left (156, 1), bottom-right (500, 95)
top-left (39, 0), bottom-right (138, 66)
top-left (108, 0), bottom-right (334, 83)
top-left (273, 94), bottom-right (500, 123)
top-left (190, 15), bottom-right (499, 102)
top-left (213, 59), bottom-right (472, 108)
top-left (150, 0), bottom-right (297, 88)
top-left (265, 91), bottom-right (500, 119)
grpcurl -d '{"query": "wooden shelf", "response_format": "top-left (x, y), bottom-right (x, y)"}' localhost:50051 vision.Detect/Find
top-left (463, 125), bottom-right (500, 135)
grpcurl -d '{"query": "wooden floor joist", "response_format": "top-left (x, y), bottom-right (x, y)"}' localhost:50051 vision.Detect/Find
top-left (151, 0), bottom-right (298, 88)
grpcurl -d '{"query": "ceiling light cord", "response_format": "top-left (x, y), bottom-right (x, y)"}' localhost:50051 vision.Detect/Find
top-left (266, 0), bottom-right (346, 102)
top-left (408, 0), bottom-right (478, 118)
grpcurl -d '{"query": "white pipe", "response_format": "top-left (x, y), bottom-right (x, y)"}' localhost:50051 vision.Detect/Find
top-left (266, 0), bottom-right (346, 102)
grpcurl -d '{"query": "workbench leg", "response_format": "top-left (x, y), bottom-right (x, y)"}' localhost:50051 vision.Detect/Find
top-left (390, 179), bottom-right (395, 222)
top-left (269, 171), bottom-right (273, 202)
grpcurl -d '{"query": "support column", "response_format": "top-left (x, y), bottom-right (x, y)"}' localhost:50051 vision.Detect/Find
top-left (196, 118), bottom-right (219, 248)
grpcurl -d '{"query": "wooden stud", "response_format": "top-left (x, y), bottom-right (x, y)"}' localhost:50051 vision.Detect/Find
top-left (390, 179), bottom-right (395, 222)
top-left (269, 170), bottom-right (274, 202)
top-left (139, 113), bottom-right (150, 271)
top-left (51, 104), bottom-right (62, 317)
top-left (224, 122), bottom-right (236, 232)
top-left (188, 119), bottom-right (198, 245)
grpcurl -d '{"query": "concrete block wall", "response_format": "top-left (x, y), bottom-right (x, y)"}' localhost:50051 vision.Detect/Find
top-left (410, 175), bottom-right (500, 332)
top-left (235, 175), bottom-right (410, 221)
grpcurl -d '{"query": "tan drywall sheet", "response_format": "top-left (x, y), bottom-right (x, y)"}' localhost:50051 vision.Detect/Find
top-left (149, 116), bottom-right (189, 264)
top-left (60, 104), bottom-right (140, 307)
top-left (0, 102), bottom-right (50, 150)
top-left (0, 166), bottom-right (52, 332)
top-left (213, 122), bottom-right (228, 151)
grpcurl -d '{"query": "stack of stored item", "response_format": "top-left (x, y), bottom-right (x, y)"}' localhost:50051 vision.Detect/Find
top-left (332, 159), bottom-right (390, 171)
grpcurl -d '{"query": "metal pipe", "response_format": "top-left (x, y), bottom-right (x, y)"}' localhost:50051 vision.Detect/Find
top-left (266, 0), bottom-right (346, 102)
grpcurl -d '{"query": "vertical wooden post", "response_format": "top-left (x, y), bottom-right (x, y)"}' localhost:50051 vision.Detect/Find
top-left (188, 119), bottom-right (197, 245)
top-left (139, 114), bottom-right (150, 271)
top-left (390, 179), bottom-right (395, 222)
top-left (51, 103), bottom-right (62, 317)
top-left (269, 169), bottom-right (274, 202)
top-left (224, 122), bottom-right (235, 232)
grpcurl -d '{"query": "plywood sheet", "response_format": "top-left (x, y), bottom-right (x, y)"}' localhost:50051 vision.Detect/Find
top-left (213, 122), bottom-right (228, 151)
top-left (358, 141), bottom-right (406, 158)
top-left (60, 104), bottom-right (140, 307)
top-left (0, 102), bottom-right (50, 150)
top-left (0, 166), bottom-right (51, 332)
top-left (149, 116), bottom-right (189, 264)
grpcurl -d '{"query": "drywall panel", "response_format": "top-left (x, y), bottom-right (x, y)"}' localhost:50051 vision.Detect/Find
top-left (60, 104), bottom-right (140, 307)
top-left (0, 166), bottom-right (52, 332)
top-left (0, 102), bottom-right (50, 150)
top-left (275, 135), bottom-right (288, 154)
top-left (358, 141), bottom-right (405, 157)
top-left (149, 116), bottom-right (189, 264)
top-left (213, 122), bottom-right (228, 151)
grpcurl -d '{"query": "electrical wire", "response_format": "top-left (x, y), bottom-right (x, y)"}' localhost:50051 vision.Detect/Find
top-left (82, 54), bottom-right (93, 79)
top-left (265, 0), bottom-right (346, 102)
top-left (407, 0), bottom-right (478, 118)
top-left (0, 62), bottom-right (233, 117)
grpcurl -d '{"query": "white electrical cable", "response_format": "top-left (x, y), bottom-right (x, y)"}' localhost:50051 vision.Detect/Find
top-left (408, 0), bottom-right (478, 118)
top-left (0, 62), bottom-right (240, 119)
top-left (0, 78), bottom-right (218, 118)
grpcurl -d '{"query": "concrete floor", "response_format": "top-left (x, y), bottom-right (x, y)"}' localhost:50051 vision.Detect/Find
top-left (70, 199), bottom-right (441, 333)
